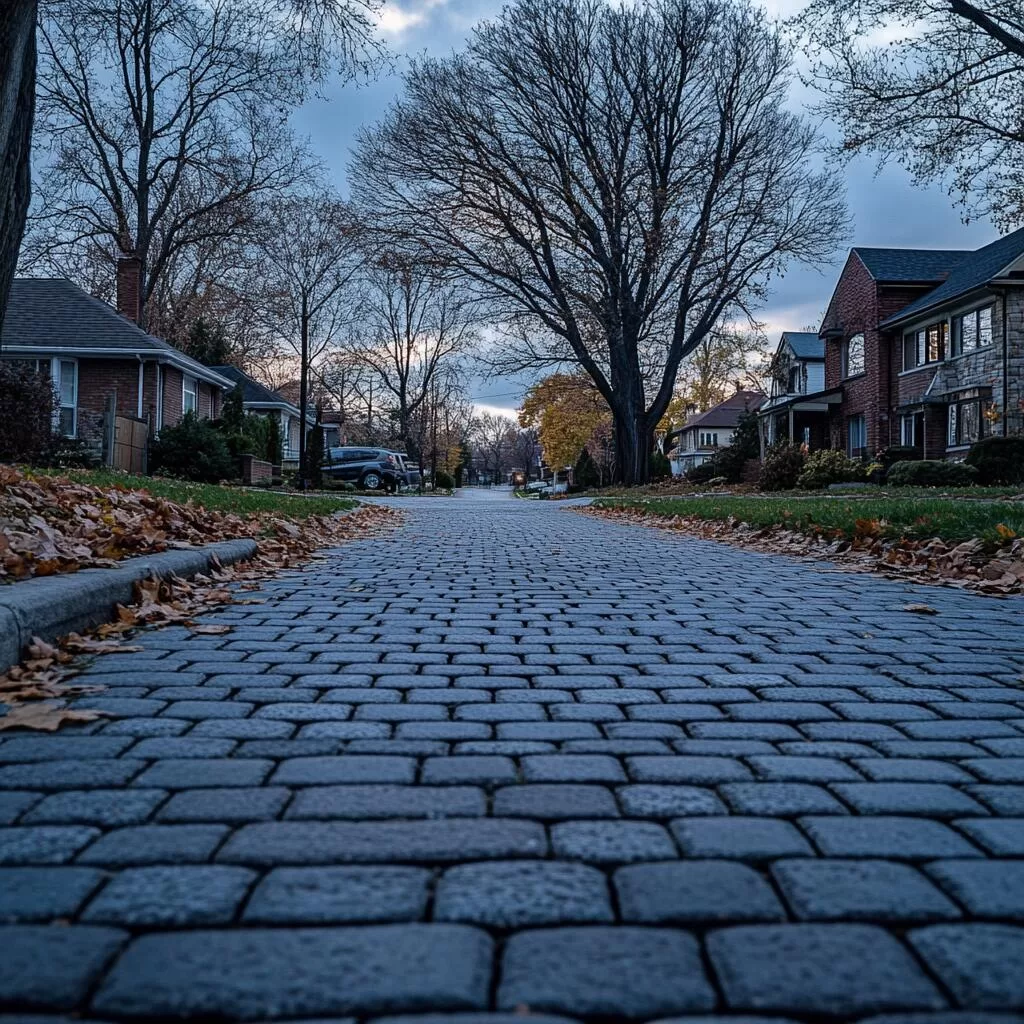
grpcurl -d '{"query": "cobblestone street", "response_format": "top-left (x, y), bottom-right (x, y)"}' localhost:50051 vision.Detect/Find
top-left (2, 489), bottom-right (1024, 1022)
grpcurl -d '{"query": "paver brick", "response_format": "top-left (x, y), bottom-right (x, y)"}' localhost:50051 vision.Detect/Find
top-left (498, 927), bottom-right (715, 1017)
top-left (131, 758), bottom-right (273, 789)
top-left (550, 821), bottom-right (677, 863)
top-left (708, 924), bottom-right (945, 1015)
top-left (626, 756), bottom-right (750, 784)
top-left (719, 783), bottom-right (847, 816)
top-left (420, 756), bottom-right (517, 785)
top-left (434, 860), bottom-right (613, 927)
top-left (799, 816), bottom-right (984, 859)
top-left (493, 784), bottom-right (618, 820)
top-left (286, 784), bottom-right (485, 819)
top-left (0, 760), bottom-right (144, 791)
top-left (271, 756), bottom-right (416, 785)
top-left (521, 755), bottom-right (625, 783)
top-left (157, 786), bottom-right (290, 823)
top-left (745, 756), bottom-right (863, 782)
top-left (76, 825), bottom-right (228, 866)
top-left (21, 789), bottom-right (166, 827)
top-left (81, 865), bottom-right (256, 925)
top-left (0, 790), bottom-right (40, 824)
top-left (0, 866), bottom-right (106, 921)
top-left (0, 925), bottom-right (126, 1010)
top-left (926, 861), bottom-right (1024, 920)
top-left (218, 819), bottom-right (547, 864)
top-left (244, 866), bottom-right (431, 923)
top-left (909, 925), bottom-right (1024, 1009)
top-left (830, 783), bottom-right (989, 818)
top-left (616, 784), bottom-right (726, 818)
top-left (0, 826), bottom-right (99, 865)
top-left (670, 818), bottom-right (814, 860)
top-left (615, 860), bottom-right (785, 923)
top-left (92, 925), bottom-right (493, 1017)
top-left (952, 819), bottom-right (1024, 855)
top-left (771, 859), bottom-right (960, 922)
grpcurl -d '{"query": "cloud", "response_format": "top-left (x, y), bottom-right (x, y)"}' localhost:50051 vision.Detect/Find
top-left (376, 0), bottom-right (450, 41)
top-left (473, 402), bottom-right (519, 420)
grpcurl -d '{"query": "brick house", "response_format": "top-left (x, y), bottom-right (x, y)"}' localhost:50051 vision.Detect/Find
top-left (210, 364), bottom-right (314, 463)
top-left (819, 227), bottom-right (1024, 459)
top-left (757, 331), bottom-right (840, 450)
top-left (666, 390), bottom-right (765, 475)
top-left (0, 268), bottom-right (231, 441)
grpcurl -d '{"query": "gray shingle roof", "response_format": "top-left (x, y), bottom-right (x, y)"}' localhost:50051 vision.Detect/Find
top-left (1, 278), bottom-right (232, 387)
top-left (880, 225), bottom-right (1024, 327)
top-left (852, 247), bottom-right (969, 282)
top-left (782, 332), bottom-right (824, 360)
top-left (209, 365), bottom-right (297, 413)
top-left (682, 390), bottom-right (766, 429)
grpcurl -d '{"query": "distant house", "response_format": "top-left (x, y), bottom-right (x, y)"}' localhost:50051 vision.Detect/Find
top-left (0, 265), bottom-right (231, 441)
top-left (667, 390), bottom-right (765, 475)
top-left (757, 331), bottom-right (840, 449)
top-left (819, 227), bottom-right (1024, 458)
top-left (209, 365), bottom-right (313, 464)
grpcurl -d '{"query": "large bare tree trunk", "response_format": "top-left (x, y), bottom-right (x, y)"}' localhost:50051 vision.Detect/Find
top-left (0, 0), bottom-right (36, 336)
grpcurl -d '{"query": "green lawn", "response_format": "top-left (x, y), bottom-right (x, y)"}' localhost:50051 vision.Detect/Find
top-left (593, 495), bottom-right (1024, 544)
top-left (31, 469), bottom-right (357, 519)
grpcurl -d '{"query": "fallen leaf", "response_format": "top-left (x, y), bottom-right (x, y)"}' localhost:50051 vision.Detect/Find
top-left (902, 603), bottom-right (939, 615)
top-left (0, 703), bottom-right (110, 732)
top-left (189, 623), bottom-right (232, 635)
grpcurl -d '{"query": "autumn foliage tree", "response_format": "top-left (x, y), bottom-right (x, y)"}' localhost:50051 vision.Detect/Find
top-left (519, 374), bottom-right (611, 472)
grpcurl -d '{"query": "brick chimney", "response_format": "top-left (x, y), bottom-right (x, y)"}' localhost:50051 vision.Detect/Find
top-left (116, 253), bottom-right (141, 323)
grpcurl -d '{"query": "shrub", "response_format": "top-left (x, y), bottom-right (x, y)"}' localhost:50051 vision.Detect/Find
top-left (965, 435), bottom-right (1024, 485)
top-left (887, 459), bottom-right (978, 488)
top-left (37, 436), bottom-right (99, 469)
top-left (758, 442), bottom-right (805, 491)
top-left (574, 448), bottom-right (601, 489)
top-left (649, 450), bottom-right (671, 481)
top-left (685, 461), bottom-right (720, 485)
top-left (0, 361), bottom-right (56, 462)
top-left (149, 414), bottom-right (236, 483)
top-left (434, 469), bottom-right (455, 490)
top-left (305, 423), bottom-right (324, 489)
top-left (878, 445), bottom-right (920, 470)
top-left (797, 449), bottom-right (867, 490)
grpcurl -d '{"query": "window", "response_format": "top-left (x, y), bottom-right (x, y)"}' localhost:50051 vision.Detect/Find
top-left (182, 374), bottom-right (198, 415)
top-left (847, 414), bottom-right (866, 456)
top-left (843, 334), bottom-right (865, 377)
top-left (788, 365), bottom-right (801, 393)
top-left (55, 359), bottom-right (77, 436)
top-left (903, 320), bottom-right (947, 370)
top-left (900, 415), bottom-right (916, 447)
top-left (951, 305), bottom-right (994, 356)
top-left (948, 398), bottom-right (993, 447)
top-left (699, 431), bottom-right (719, 447)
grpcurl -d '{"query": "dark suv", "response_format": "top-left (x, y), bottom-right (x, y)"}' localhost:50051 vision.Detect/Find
top-left (323, 447), bottom-right (405, 491)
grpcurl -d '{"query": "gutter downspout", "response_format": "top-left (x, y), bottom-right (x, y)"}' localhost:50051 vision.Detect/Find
top-left (136, 356), bottom-right (144, 418)
top-left (997, 287), bottom-right (1010, 437)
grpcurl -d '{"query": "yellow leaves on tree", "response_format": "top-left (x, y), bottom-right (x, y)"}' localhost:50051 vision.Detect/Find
top-left (519, 374), bottom-right (611, 470)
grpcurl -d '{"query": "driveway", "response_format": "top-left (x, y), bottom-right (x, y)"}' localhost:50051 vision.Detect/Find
top-left (1, 494), bottom-right (1023, 1021)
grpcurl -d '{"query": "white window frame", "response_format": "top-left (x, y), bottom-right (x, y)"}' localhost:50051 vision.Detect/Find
top-left (900, 415), bottom-right (916, 448)
top-left (182, 373), bottom-right (198, 415)
top-left (699, 431), bottom-right (719, 447)
top-left (54, 358), bottom-right (78, 437)
top-left (847, 414), bottom-right (866, 456)
top-left (843, 334), bottom-right (865, 378)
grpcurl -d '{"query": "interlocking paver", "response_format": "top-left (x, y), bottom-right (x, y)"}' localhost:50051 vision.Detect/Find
top-left (6, 492), bottom-right (1024, 1019)
top-left (497, 927), bottom-right (715, 1017)
top-left (92, 925), bottom-right (493, 1017)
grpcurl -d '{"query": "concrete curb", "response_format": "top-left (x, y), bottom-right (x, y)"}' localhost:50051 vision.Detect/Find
top-left (0, 538), bottom-right (258, 673)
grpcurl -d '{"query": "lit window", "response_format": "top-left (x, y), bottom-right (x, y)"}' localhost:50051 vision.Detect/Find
top-left (903, 321), bottom-right (947, 370)
top-left (182, 374), bottom-right (198, 415)
top-left (843, 334), bottom-right (865, 377)
top-left (948, 399), bottom-right (992, 447)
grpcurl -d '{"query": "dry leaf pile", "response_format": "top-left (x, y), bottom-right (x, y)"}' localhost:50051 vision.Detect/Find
top-left (581, 505), bottom-right (1024, 595)
top-left (0, 477), bottom-right (401, 730)
top-left (0, 465), bottom-right (396, 581)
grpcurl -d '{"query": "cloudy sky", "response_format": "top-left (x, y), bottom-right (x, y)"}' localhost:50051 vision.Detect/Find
top-left (293, 0), bottom-right (1000, 417)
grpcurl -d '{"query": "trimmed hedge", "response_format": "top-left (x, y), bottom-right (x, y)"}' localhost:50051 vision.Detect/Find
top-left (759, 442), bottom-right (805, 491)
top-left (149, 414), bottom-right (236, 483)
top-left (887, 459), bottom-right (978, 488)
top-left (797, 449), bottom-right (866, 490)
top-left (965, 435), bottom-right (1024, 485)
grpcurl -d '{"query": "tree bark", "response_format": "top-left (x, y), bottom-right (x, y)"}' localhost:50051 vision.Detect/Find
top-left (0, 0), bottom-right (36, 337)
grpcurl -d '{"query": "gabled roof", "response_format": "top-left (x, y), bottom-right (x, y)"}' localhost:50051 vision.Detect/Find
top-left (208, 365), bottom-right (302, 417)
top-left (781, 332), bottom-right (824, 360)
top-left (681, 390), bottom-right (766, 430)
top-left (1, 278), bottom-right (233, 388)
top-left (852, 247), bottom-right (969, 283)
top-left (880, 225), bottom-right (1024, 328)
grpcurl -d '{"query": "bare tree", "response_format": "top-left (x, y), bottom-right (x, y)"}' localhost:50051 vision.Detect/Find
top-left (352, 0), bottom-right (846, 485)
top-left (472, 411), bottom-right (518, 482)
top-left (512, 426), bottom-right (542, 480)
top-left (256, 193), bottom-right (361, 484)
top-left (351, 258), bottom-right (477, 460)
top-left (676, 326), bottom-right (768, 411)
top-left (0, 0), bottom-right (383, 337)
top-left (0, 1), bottom-right (36, 337)
top-left (796, 1), bottom-right (1024, 229)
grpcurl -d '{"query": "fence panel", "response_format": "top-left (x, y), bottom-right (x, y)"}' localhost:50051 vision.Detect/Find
top-left (112, 415), bottom-right (148, 474)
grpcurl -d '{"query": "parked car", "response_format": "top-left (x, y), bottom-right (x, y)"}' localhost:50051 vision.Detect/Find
top-left (388, 451), bottom-right (423, 489)
top-left (323, 447), bottom-right (405, 491)
top-left (526, 479), bottom-right (552, 493)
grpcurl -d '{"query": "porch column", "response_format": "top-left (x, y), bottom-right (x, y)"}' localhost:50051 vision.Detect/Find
top-left (788, 406), bottom-right (794, 443)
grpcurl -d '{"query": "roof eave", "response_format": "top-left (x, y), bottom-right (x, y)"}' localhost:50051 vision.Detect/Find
top-left (879, 282), bottom-right (1008, 330)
